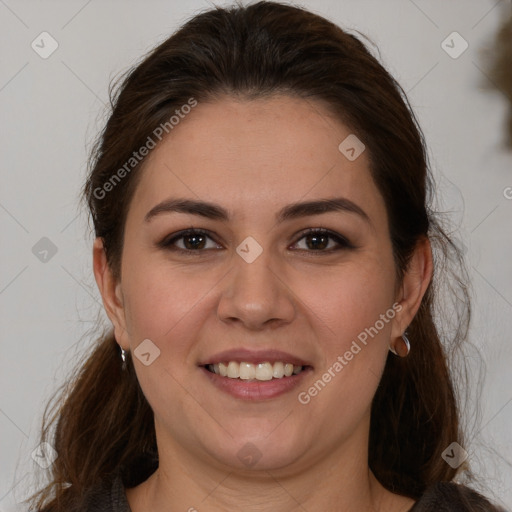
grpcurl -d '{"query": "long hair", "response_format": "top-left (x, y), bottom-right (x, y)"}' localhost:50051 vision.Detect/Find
top-left (27, 2), bottom-right (472, 510)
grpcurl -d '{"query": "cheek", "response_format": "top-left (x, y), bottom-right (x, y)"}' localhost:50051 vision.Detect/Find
top-left (120, 255), bottom-right (223, 349)
top-left (296, 291), bottom-right (396, 440)
top-left (301, 259), bottom-right (396, 346)
top-left (297, 258), bottom-right (397, 415)
top-left (301, 259), bottom-right (397, 407)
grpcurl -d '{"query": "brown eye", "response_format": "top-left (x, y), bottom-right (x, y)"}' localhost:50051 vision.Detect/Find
top-left (292, 228), bottom-right (353, 252)
top-left (160, 229), bottom-right (222, 252)
top-left (181, 233), bottom-right (207, 250)
top-left (303, 232), bottom-right (330, 250)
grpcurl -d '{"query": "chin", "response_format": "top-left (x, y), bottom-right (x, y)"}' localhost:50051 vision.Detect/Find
top-left (204, 427), bottom-right (309, 472)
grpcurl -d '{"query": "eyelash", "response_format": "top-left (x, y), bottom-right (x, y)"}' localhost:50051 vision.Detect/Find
top-left (158, 227), bottom-right (355, 255)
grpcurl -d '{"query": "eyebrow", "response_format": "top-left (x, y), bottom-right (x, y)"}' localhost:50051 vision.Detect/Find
top-left (144, 197), bottom-right (371, 225)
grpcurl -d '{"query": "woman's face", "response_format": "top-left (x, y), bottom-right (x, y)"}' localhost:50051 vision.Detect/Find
top-left (98, 95), bottom-right (419, 473)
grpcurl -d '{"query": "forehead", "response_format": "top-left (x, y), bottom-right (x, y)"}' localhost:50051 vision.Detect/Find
top-left (127, 95), bottom-right (387, 227)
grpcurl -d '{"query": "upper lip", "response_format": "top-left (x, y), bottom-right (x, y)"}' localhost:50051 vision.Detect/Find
top-left (199, 348), bottom-right (312, 367)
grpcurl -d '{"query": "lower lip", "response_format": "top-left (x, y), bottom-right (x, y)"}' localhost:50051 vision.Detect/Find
top-left (200, 366), bottom-right (312, 400)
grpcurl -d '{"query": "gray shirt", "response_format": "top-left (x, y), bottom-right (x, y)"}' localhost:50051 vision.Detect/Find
top-left (78, 474), bottom-right (508, 512)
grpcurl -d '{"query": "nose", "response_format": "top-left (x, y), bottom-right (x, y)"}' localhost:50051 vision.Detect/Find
top-left (216, 247), bottom-right (296, 331)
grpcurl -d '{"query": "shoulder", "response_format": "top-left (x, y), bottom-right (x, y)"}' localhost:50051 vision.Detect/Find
top-left (77, 472), bottom-right (131, 512)
top-left (410, 481), bottom-right (509, 512)
top-left (77, 453), bottom-right (157, 512)
top-left (35, 473), bottom-right (130, 512)
top-left (42, 473), bottom-right (131, 512)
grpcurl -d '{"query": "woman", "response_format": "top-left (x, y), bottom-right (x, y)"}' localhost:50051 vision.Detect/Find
top-left (27, 2), bottom-right (507, 511)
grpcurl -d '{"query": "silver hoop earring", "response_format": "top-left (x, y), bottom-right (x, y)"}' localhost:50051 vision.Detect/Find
top-left (389, 332), bottom-right (411, 357)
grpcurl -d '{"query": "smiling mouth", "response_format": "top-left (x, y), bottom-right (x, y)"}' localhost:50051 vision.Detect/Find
top-left (203, 361), bottom-right (308, 381)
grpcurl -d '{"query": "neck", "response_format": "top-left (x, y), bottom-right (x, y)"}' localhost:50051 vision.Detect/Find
top-left (126, 421), bottom-right (410, 512)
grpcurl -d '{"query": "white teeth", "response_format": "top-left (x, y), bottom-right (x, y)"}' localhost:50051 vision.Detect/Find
top-left (255, 362), bottom-right (273, 381)
top-left (292, 364), bottom-right (302, 375)
top-left (272, 361), bottom-right (285, 378)
top-left (208, 361), bottom-right (304, 380)
top-left (239, 362), bottom-right (256, 380)
top-left (227, 361), bottom-right (239, 378)
top-left (219, 362), bottom-right (228, 377)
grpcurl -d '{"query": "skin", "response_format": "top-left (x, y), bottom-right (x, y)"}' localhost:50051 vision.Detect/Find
top-left (93, 95), bottom-right (432, 511)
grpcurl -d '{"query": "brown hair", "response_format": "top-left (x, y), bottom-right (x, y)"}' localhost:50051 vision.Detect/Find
top-left (487, 6), bottom-right (512, 149)
top-left (27, 2), bottom-right (473, 510)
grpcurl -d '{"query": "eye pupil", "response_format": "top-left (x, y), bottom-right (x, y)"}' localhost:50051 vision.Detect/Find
top-left (307, 234), bottom-right (328, 250)
top-left (184, 234), bottom-right (206, 250)
top-left (162, 228), bottom-right (348, 254)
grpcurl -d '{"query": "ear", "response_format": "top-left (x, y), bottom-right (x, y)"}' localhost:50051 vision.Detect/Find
top-left (391, 236), bottom-right (433, 338)
top-left (92, 237), bottom-right (130, 350)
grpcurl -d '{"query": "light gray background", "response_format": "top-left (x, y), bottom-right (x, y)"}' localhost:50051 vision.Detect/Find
top-left (1, 0), bottom-right (511, 510)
